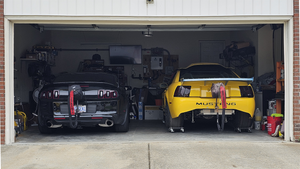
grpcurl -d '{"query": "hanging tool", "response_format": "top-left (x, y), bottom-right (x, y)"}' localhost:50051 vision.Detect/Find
top-left (211, 83), bottom-right (227, 131)
top-left (68, 85), bottom-right (83, 129)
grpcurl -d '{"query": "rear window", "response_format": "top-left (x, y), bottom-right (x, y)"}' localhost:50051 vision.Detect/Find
top-left (54, 72), bottom-right (118, 86)
top-left (180, 65), bottom-right (238, 79)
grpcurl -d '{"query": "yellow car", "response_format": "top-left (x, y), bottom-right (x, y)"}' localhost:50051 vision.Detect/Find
top-left (162, 63), bottom-right (255, 133)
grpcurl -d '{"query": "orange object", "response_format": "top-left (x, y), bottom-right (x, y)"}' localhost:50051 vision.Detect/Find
top-left (276, 61), bottom-right (284, 114)
top-left (155, 99), bottom-right (162, 106)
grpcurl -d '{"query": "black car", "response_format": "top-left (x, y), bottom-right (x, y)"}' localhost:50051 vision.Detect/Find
top-left (37, 72), bottom-right (130, 133)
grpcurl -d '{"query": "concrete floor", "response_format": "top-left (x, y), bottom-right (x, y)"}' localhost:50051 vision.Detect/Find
top-left (3, 120), bottom-right (299, 169)
top-left (15, 119), bottom-right (282, 143)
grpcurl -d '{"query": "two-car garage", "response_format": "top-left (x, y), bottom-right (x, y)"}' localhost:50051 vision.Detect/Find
top-left (2, 0), bottom-right (297, 144)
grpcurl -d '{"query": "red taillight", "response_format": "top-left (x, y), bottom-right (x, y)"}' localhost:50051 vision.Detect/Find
top-left (98, 90), bottom-right (118, 99)
top-left (239, 86), bottom-right (254, 97)
top-left (53, 90), bottom-right (59, 99)
top-left (112, 91), bottom-right (118, 98)
top-left (174, 86), bottom-right (191, 97)
top-left (41, 90), bottom-right (54, 99)
top-left (105, 91), bottom-right (111, 98)
top-left (98, 90), bottom-right (104, 98)
top-left (47, 91), bottom-right (52, 99)
top-left (41, 92), bottom-right (47, 98)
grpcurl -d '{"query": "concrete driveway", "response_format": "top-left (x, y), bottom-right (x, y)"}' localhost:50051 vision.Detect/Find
top-left (2, 141), bottom-right (300, 169)
top-left (2, 120), bottom-right (300, 169)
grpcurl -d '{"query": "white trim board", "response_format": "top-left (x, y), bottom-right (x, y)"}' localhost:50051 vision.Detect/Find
top-left (3, 16), bottom-right (294, 144)
top-left (284, 19), bottom-right (294, 141)
top-left (5, 15), bottom-right (293, 25)
top-left (4, 18), bottom-right (15, 145)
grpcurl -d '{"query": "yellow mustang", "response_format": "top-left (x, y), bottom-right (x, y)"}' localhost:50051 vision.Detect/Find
top-left (162, 63), bottom-right (255, 133)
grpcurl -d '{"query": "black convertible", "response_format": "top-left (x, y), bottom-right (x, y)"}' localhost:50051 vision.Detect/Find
top-left (37, 72), bottom-right (130, 133)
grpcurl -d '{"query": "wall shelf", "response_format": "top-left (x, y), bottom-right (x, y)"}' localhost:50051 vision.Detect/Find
top-left (276, 61), bottom-right (284, 114)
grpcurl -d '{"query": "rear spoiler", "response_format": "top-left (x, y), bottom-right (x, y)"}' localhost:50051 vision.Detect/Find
top-left (180, 77), bottom-right (254, 86)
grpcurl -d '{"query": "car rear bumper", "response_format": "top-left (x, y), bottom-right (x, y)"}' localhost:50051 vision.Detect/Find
top-left (39, 100), bottom-right (128, 128)
top-left (168, 97), bottom-right (255, 118)
top-left (48, 112), bottom-right (127, 127)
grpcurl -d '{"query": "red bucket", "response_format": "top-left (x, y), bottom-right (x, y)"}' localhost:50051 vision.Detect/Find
top-left (267, 116), bottom-right (282, 135)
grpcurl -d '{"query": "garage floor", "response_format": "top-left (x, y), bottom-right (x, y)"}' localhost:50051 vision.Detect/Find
top-left (15, 119), bottom-right (282, 143)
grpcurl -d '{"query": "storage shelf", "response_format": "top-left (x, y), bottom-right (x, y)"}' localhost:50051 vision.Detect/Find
top-left (20, 58), bottom-right (38, 61)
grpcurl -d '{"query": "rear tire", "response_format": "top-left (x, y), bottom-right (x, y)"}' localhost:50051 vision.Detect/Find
top-left (165, 101), bottom-right (184, 130)
top-left (115, 112), bottom-right (129, 132)
top-left (165, 103), bottom-right (171, 128)
top-left (233, 111), bottom-right (253, 132)
top-left (38, 113), bottom-right (54, 134)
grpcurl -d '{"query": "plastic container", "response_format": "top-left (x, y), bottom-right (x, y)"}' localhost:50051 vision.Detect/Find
top-left (261, 116), bottom-right (267, 131)
top-left (261, 123), bottom-right (266, 131)
top-left (138, 102), bottom-right (144, 120)
top-left (254, 108), bottom-right (262, 122)
top-left (268, 100), bottom-right (276, 109)
top-left (254, 121), bottom-right (261, 130)
top-left (267, 114), bottom-right (283, 135)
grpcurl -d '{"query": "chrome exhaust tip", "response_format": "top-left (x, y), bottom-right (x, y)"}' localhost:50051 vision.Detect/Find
top-left (98, 119), bottom-right (114, 127)
top-left (46, 121), bottom-right (52, 127)
top-left (46, 121), bottom-right (62, 128)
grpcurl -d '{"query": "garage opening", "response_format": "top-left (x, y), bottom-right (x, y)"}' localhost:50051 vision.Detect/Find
top-left (12, 23), bottom-right (286, 143)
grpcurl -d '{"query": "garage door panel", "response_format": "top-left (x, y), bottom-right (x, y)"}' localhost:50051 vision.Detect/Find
top-left (4, 0), bottom-right (293, 16)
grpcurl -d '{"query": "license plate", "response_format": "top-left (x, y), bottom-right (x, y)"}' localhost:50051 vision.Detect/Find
top-left (74, 105), bottom-right (86, 113)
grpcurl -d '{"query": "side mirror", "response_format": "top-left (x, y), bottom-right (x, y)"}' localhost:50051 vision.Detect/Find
top-left (124, 86), bottom-right (132, 91)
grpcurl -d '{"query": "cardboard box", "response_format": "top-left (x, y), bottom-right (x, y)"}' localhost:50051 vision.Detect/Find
top-left (144, 106), bottom-right (163, 120)
top-left (25, 53), bottom-right (38, 60)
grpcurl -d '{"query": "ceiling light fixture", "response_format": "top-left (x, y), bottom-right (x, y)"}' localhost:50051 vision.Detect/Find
top-left (142, 25), bottom-right (152, 37)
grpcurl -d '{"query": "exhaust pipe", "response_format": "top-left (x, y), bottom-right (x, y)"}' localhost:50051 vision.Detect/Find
top-left (98, 119), bottom-right (114, 127)
top-left (46, 121), bottom-right (62, 128)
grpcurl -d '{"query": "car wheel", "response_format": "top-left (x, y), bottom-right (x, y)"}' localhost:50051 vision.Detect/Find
top-left (165, 102), bottom-right (171, 128)
top-left (115, 112), bottom-right (129, 132)
top-left (165, 102), bottom-right (184, 129)
top-left (38, 109), bottom-right (54, 134)
top-left (233, 111), bottom-right (253, 131)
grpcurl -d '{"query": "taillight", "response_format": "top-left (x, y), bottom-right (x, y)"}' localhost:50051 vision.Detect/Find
top-left (98, 90), bottom-right (118, 99)
top-left (174, 86), bottom-right (191, 97)
top-left (99, 91), bottom-right (104, 98)
top-left (112, 91), bottom-right (118, 98)
top-left (41, 92), bottom-right (47, 98)
top-left (53, 90), bottom-right (59, 99)
top-left (239, 86), bottom-right (254, 97)
top-left (105, 91), bottom-right (111, 98)
top-left (47, 91), bottom-right (52, 99)
top-left (41, 90), bottom-right (54, 99)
